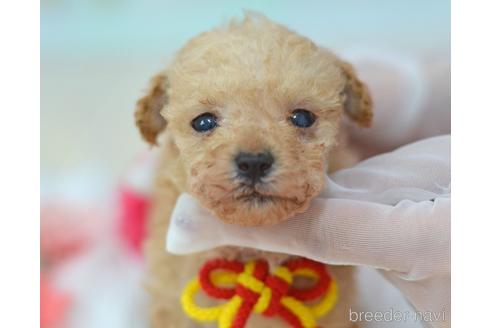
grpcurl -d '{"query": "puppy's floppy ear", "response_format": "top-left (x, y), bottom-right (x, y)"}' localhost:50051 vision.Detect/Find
top-left (135, 73), bottom-right (169, 145)
top-left (338, 61), bottom-right (373, 127)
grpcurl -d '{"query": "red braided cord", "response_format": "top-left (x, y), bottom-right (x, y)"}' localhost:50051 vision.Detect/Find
top-left (199, 259), bottom-right (244, 299)
top-left (286, 258), bottom-right (331, 301)
top-left (236, 285), bottom-right (259, 301)
top-left (231, 301), bottom-right (255, 328)
top-left (253, 260), bottom-right (269, 278)
top-left (263, 275), bottom-right (289, 316)
top-left (278, 304), bottom-right (304, 328)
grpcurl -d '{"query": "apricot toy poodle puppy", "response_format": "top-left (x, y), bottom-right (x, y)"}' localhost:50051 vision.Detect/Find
top-left (135, 13), bottom-right (372, 328)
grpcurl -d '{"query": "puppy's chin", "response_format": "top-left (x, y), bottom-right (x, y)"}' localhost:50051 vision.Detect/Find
top-left (190, 180), bottom-right (324, 226)
top-left (204, 196), bottom-right (313, 226)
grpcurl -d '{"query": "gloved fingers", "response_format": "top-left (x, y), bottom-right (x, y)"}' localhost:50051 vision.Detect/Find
top-left (325, 135), bottom-right (450, 204)
top-left (167, 195), bottom-right (450, 280)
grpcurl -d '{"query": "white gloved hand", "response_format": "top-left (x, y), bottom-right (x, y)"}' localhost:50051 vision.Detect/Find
top-left (166, 135), bottom-right (450, 327)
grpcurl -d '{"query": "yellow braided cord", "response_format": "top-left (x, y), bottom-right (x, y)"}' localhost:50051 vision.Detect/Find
top-left (293, 268), bottom-right (317, 278)
top-left (237, 261), bottom-right (265, 294)
top-left (218, 295), bottom-right (242, 328)
top-left (217, 261), bottom-right (255, 328)
top-left (289, 267), bottom-right (338, 318)
top-left (237, 272), bottom-right (264, 294)
top-left (281, 297), bottom-right (318, 328)
top-left (211, 271), bottom-right (238, 286)
top-left (309, 280), bottom-right (338, 318)
top-left (253, 287), bottom-right (272, 313)
top-left (244, 261), bottom-right (256, 274)
top-left (273, 266), bottom-right (293, 283)
top-left (180, 278), bottom-right (225, 322)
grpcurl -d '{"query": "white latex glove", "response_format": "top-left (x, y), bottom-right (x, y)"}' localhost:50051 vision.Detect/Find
top-left (166, 135), bottom-right (450, 327)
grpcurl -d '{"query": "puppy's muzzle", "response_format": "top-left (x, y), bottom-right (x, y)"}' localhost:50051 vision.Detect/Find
top-left (235, 151), bottom-right (274, 183)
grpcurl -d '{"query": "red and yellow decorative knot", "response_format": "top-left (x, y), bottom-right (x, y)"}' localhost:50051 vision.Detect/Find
top-left (181, 258), bottom-right (338, 328)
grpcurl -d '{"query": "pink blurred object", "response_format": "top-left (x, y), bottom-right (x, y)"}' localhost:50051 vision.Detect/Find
top-left (41, 203), bottom-right (105, 264)
top-left (118, 187), bottom-right (150, 255)
top-left (117, 151), bottom-right (156, 255)
top-left (41, 201), bottom-right (110, 327)
top-left (41, 275), bottom-right (71, 328)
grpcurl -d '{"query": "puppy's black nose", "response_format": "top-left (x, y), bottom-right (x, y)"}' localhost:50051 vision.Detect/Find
top-left (235, 151), bottom-right (274, 181)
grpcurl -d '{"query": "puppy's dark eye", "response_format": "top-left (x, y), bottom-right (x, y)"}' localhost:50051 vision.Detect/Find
top-left (191, 112), bottom-right (218, 132)
top-left (290, 109), bottom-right (316, 128)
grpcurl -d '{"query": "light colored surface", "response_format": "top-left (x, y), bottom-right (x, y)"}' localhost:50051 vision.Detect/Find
top-left (41, 55), bottom-right (162, 182)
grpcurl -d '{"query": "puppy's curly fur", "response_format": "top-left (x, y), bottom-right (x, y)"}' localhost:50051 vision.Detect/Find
top-left (135, 14), bottom-right (372, 328)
